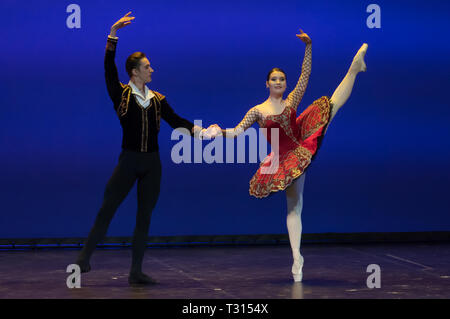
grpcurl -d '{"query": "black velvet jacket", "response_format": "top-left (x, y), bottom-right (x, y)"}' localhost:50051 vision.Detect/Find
top-left (105, 36), bottom-right (194, 152)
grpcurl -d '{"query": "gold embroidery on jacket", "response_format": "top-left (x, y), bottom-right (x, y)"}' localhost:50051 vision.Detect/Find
top-left (141, 108), bottom-right (149, 152)
top-left (132, 95), bottom-right (152, 153)
top-left (117, 87), bottom-right (166, 152)
top-left (117, 84), bottom-right (131, 117)
top-left (152, 91), bottom-right (163, 131)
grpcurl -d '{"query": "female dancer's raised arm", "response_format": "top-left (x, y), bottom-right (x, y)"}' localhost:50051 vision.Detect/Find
top-left (285, 30), bottom-right (312, 110)
top-left (203, 30), bottom-right (313, 139)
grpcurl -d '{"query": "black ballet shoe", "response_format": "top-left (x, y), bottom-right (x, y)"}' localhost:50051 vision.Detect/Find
top-left (128, 272), bottom-right (158, 286)
top-left (75, 260), bottom-right (91, 273)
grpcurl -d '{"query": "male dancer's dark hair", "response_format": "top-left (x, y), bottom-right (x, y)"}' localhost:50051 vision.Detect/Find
top-left (126, 52), bottom-right (146, 77)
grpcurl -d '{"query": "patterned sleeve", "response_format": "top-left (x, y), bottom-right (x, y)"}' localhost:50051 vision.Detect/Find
top-left (285, 43), bottom-right (312, 110)
top-left (222, 107), bottom-right (262, 138)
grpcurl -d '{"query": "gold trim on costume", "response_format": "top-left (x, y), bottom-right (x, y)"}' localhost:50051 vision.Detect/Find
top-left (117, 84), bottom-right (131, 117)
top-left (301, 96), bottom-right (331, 140)
top-left (152, 91), bottom-right (163, 131)
top-left (249, 96), bottom-right (332, 199)
top-left (249, 145), bottom-right (312, 198)
top-left (265, 105), bottom-right (300, 146)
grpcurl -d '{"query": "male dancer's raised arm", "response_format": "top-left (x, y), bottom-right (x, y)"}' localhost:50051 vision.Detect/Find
top-left (103, 12), bottom-right (133, 112)
top-left (104, 12), bottom-right (204, 136)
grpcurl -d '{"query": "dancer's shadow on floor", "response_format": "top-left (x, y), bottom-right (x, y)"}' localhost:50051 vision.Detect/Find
top-left (290, 279), bottom-right (358, 299)
top-left (301, 278), bottom-right (354, 287)
top-left (269, 277), bottom-right (351, 287)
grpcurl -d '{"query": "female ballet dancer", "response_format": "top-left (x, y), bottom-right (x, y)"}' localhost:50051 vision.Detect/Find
top-left (206, 29), bottom-right (368, 282)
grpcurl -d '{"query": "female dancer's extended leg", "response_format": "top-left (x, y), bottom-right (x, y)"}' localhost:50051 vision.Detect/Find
top-left (283, 43), bottom-right (368, 283)
top-left (285, 172), bottom-right (306, 282)
top-left (327, 43), bottom-right (368, 130)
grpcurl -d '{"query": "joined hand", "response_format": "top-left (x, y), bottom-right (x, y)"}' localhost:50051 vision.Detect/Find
top-left (200, 124), bottom-right (222, 139)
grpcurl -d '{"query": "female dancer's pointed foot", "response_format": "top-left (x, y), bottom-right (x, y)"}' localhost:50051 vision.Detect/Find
top-left (292, 260), bottom-right (303, 282)
top-left (128, 272), bottom-right (158, 286)
top-left (293, 272), bottom-right (303, 282)
top-left (350, 43), bottom-right (368, 74)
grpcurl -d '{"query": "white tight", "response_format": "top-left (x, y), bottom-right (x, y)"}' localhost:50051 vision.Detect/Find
top-left (285, 173), bottom-right (306, 281)
top-left (328, 43), bottom-right (367, 127)
top-left (283, 43), bottom-right (368, 281)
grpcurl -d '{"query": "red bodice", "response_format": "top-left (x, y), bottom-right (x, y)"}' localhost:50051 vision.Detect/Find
top-left (249, 96), bottom-right (332, 198)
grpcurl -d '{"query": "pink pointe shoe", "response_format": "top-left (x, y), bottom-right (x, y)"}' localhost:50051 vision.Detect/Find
top-left (292, 260), bottom-right (303, 282)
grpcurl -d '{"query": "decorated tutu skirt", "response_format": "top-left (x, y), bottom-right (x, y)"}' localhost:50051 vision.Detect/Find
top-left (249, 96), bottom-right (333, 198)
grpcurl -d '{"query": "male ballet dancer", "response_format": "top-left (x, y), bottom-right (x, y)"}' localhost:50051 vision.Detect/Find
top-left (75, 12), bottom-right (207, 285)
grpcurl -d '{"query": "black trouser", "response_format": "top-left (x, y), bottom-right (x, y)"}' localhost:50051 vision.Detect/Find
top-left (77, 149), bottom-right (161, 274)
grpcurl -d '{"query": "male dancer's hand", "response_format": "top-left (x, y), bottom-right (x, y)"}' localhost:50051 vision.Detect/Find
top-left (110, 12), bottom-right (135, 37)
top-left (296, 29), bottom-right (311, 44)
top-left (198, 124), bottom-right (221, 139)
top-left (206, 124), bottom-right (222, 138)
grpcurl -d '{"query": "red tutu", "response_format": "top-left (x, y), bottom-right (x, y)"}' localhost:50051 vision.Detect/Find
top-left (249, 96), bottom-right (332, 198)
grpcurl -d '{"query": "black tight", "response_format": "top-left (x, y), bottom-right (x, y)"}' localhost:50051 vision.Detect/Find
top-left (76, 149), bottom-right (161, 274)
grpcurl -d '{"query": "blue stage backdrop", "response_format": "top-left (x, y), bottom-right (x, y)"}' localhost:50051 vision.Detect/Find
top-left (0, 0), bottom-right (449, 239)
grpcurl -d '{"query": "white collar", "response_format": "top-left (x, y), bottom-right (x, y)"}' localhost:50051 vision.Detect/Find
top-left (128, 81), bottom-right (155, 101)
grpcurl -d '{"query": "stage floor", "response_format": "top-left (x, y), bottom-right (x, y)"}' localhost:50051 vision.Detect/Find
top-left (0, 242), bottom-right (449, 299)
